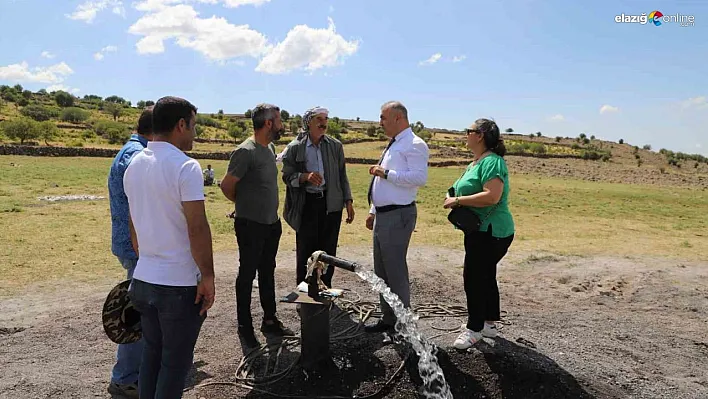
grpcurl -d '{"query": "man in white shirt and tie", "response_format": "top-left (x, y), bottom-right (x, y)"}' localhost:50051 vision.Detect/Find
top-left (364, 101), bottom-right (429, 334)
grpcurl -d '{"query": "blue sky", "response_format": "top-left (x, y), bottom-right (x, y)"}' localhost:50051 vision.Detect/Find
top-left (1, 0), bottom-right (706, 155)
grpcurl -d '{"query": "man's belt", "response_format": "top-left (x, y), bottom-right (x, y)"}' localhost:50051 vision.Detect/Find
top-left (375, 202), bottom-right (415, 213)
top-left (306, 190), bottom-right (326, 199)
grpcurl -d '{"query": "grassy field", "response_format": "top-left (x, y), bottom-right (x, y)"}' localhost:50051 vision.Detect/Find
top-left (1, 155), bottom-right (706, 297)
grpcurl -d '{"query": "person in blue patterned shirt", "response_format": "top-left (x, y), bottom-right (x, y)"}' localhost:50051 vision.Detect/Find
top-left (106, 107), bottom-right (154, 399)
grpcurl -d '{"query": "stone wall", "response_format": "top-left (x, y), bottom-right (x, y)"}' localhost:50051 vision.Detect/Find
top-left (0, 144), bottom-right (573, 166)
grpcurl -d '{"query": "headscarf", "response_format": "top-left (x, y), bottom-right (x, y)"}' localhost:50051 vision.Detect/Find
top-left (301, 106), bottom-right (329, 137)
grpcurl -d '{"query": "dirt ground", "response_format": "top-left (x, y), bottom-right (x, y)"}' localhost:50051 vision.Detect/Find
top-left (1, 245), bottom-right (707, 399)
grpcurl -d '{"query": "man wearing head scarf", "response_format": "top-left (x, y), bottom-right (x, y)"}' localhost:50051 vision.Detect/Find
top-left (282, 106), bottom-right (355, 288)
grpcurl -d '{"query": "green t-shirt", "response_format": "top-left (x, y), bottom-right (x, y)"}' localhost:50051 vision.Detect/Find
top-left (451, 153), bottom-right (515, 238)
top-left (227, 138), bottom-right (280, 225)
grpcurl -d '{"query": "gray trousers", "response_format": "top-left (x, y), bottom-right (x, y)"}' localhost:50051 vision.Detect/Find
top-left (373, 205), bottom-right (417, 325)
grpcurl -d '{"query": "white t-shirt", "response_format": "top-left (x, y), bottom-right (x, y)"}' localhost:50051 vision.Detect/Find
top-left (124, 141), bottom-right (205, 286)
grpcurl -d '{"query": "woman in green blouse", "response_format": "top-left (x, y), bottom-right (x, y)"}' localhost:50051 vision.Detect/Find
top-left (443, 118), bottom-right (515, 350)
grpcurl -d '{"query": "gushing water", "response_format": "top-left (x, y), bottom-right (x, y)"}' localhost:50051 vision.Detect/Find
top-left (355, 267), bottom-right (453, 399)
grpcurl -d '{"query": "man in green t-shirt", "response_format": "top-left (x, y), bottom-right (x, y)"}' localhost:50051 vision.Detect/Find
top-left (220, 103), bottom-right (294, 349)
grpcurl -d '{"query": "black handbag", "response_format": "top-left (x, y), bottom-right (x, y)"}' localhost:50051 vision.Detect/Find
top-left (446, 186), bottom-right (496, 233)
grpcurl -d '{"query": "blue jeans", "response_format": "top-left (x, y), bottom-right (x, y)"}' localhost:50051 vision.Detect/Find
top-left (111, 257), bottom-right (144, 385)
top-left (129, 279), bottom-right (206, 399)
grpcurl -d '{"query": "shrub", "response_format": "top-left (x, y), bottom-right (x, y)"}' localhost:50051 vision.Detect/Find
top-left (20, 105), bottom-right (58, 121)
top-left (197, 115), bottom-right (220, 128)
top-left (555, 136), bottom-right (562, 142)
top-left (619, 139), bottom-right (624, 144)
top-left (643, 144), bottom-right (652, 151)
top-left (61, 107), bottom-right (90, 123)
top-left (529, 142), bottom-right (546, 154)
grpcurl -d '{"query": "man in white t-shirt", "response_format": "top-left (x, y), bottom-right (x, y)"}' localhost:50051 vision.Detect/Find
top-left (124, 96), bottom-right (215, 399)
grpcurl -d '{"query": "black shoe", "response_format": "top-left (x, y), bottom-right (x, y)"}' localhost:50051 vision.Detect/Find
top-left (238, 328), bottom-right (261, 348)
top-left (108, 382), bottom-right (139, 399)
top-left (260, 318), bottom-right (295, 336)
top-left (364, 321), bottom-right (395, 333)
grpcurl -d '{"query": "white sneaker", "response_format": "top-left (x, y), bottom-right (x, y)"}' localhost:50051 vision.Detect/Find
top-left (481, 323), bottom-right (498, 338)
top-left (453, 328), bottom-right (483, 350)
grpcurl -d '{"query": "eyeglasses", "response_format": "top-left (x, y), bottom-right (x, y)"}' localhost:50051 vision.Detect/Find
top-left (466, 129), bottom-right (481, 135)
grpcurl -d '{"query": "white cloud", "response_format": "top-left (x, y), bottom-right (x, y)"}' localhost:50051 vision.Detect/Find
top-left (0, 61), bottom-right (74, 84)
top-left (66, 0), bottom-right (125, 23)
top-left (256, 18), bottom-right (359, 74)
top-left (133, 0), bottom-right (267, 11)
top-left (548, 114), bottom-right (565, 122)
top-left (419, 53), bottom-right (442, 66)
top-left (129, 5), bottom-right (269, 60)
top-left (94, 45), bottom-right (118, 61)
top-left (599, 104), bottom-right (619, 114)
top-left (681, 96), bottom-right (707, 109)
top-left (41, 51), bottom-right (55, 59)
top-left (46, 84), bottom-right (80, 94)
top-left (452, 55), bottom-right (466, 63)
top-left (222, 0), bottom-right (270, 7)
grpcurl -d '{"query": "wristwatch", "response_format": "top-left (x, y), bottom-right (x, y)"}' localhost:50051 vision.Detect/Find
top-left (384, 169), bottom-right (389, 179)
top-left (454, 197), bottom-right (460, 206)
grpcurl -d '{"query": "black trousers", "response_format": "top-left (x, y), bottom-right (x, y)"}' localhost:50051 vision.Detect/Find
top-left (296, 193), bottom-right (343, 288)
top-left (234, 217), bottom-right (281, 332)
top-left (463, 227), bottom-right (514, 332)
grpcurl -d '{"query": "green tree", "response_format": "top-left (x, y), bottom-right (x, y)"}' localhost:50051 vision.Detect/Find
top-left (22, 90), bottom-right (33, 100)
top-left (643, 144), bottom-right (652, 151)
top-left (536, 131), bottom-right (542, 137)
top-left (17, 98), bottom-right (29, 107)
top-left (136, 100), bottom-right (146, 109)
top-left (104, 102), bottom-right (122, 121)
top-left (54, 91), bottom-right (74, 107)
top-left (411, 121), bottom-right (425, 133)
top-left (505, 128), bottom-right (514, 133)
top-left (228, 124), bottom-right (246, 140)
top-left (327, 119), bottom-right (343, 139)
top-left (145, 100), bottom-right (155, 107)
top-left (13, 84), bottom-right (23, 92)
top-left (244, 109), bottom-right (252, 118)
top-left (1, 118), bottom-right (40, 144)
top-left (38, 121), bottom-right (59, 145)
top-left (217, 109), bottom-right (224, 119)
top-left (280, 109), bottom-right (290, 121)
top-left (195, 125), bottom-right (205, 137)
top-left (619, 139), bottom-right (624, 144)
top-left (579, 133), bottom-right (587, 139)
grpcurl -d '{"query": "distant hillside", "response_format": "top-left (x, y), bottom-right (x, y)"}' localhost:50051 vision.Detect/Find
top-left (1, 86), bottom-right (706, 179)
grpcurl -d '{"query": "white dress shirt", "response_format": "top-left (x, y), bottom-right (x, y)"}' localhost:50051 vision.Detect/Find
top-left (369, 127), bottom-right (429, 214)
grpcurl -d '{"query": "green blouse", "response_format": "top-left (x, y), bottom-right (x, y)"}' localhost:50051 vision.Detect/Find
top-left (450, 153), bottom-right (515, 238)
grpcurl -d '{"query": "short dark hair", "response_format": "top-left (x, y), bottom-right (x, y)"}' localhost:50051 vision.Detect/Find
top-left (473, 118), bottom-right (506, 157)
top-left (136, 106), bottom-right (153, 135)
top-left (152, 96), bottom-right (197, 135)
top-left (251, 103), bottom-right (280, 130)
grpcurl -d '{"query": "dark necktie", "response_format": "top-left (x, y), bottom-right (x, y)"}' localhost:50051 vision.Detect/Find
top-left (367, 138), bottom-right (396, 206)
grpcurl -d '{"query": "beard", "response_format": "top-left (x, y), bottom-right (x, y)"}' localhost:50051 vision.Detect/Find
top-left (270, 126), bottom-right (284, 141)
